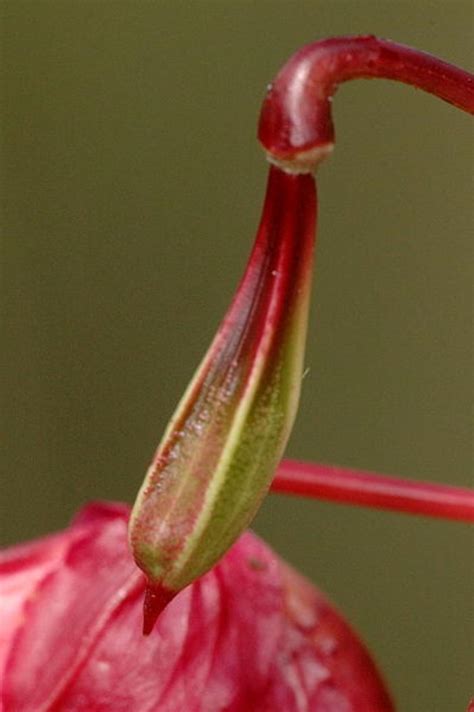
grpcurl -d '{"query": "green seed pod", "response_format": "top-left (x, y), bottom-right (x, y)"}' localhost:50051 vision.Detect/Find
top-left (129, 166), bottom-right (317, 633)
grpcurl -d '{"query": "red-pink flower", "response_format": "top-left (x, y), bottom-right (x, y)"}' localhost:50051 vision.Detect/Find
top-left (1, 501), bottom-right (393, 712)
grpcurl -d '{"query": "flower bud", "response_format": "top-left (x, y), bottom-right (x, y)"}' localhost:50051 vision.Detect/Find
top-left (129, 166), bottom-right (317, 633)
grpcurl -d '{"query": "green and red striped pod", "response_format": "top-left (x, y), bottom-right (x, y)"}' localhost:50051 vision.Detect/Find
top-left (129, 166), bottom-right (317, 633)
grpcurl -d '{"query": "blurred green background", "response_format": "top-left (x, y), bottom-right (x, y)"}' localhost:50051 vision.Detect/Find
top-left (2, 2), bottom-right (473, 710)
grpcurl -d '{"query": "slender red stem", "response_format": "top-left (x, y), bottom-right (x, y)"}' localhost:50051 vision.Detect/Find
top-left (259, 35), bottom-right (474, 170)
top-left (272, 459), bottom-right (474, 523)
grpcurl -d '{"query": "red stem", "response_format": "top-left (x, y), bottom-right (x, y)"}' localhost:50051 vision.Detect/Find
top-left (272, 459), bottom-right (474, 523)
top-left (259, 35), bottom-right (474, 168)
top-left (260, 38), bottom-right (474, 524)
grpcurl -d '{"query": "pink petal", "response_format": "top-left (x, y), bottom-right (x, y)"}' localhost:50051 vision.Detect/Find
top-left (0, 529), bottom-right (73, 707)
top-left (2, 504), bottom-right (393, 712)
top-left (47, 534), bottom-right (284, 712)
top-left (2, 503), bottom-right (139, 712)
top-left (279, 565), bottom-right (393, 711)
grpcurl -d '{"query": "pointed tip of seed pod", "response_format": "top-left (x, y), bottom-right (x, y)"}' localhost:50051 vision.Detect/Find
top-left (142, 581), bottom-right (176, 636)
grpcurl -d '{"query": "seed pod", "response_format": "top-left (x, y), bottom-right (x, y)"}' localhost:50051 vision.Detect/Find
top-left (129, 166), bottom-right (317, 633)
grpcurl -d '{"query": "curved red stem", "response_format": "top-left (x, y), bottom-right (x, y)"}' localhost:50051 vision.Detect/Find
top-left (259, 35), bottom-right (474, 168)
top-left (259, 38), bottom-right (473, 525)
top-left (272, 459), bottom-right (474, 523)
